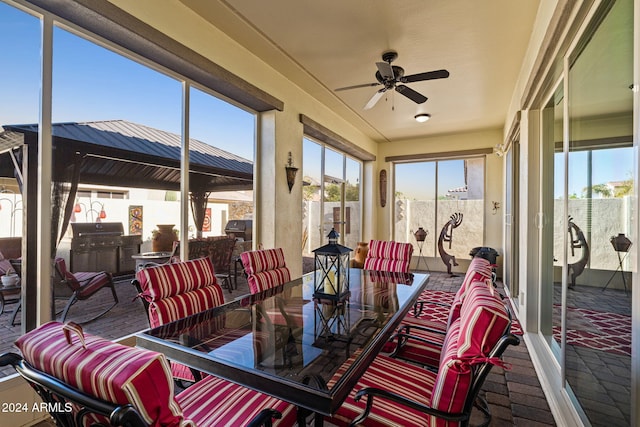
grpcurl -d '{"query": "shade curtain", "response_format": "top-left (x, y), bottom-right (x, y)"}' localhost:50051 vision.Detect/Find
top-left (50, 152), bottom-right (82, 258)
top-left (189, 191), bottom-right (211, 239)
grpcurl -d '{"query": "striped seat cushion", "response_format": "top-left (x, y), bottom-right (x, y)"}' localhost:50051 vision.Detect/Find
top-left (364, 240), bottom-right (413, 273)
top-left (136, 257), bottom-right (220, 302)
top-left (149, 286), bottom-right (225, 327)
top-left (176, 374), bottom-right (297, 426)
top-left (241, 249), bottom-right (291, 294)
top-left (152, 287), bottom-right (224, 381)
top-left (15, 321), bottom-right (190, 427)
top-left (247, 269), bottom-right (292, 294)
top-left (326, 354), bottom-right (437, 427)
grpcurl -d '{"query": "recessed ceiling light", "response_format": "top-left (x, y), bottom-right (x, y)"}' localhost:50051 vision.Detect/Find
top-left (414, 113), bottom-right (431, 123)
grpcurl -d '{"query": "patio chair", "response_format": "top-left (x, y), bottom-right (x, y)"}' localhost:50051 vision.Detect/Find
top-left (363, 239), bottom-right (414, 273)
top-left (241, 248), bottom-right (291, 294)
top-left (209, 237), bottom-right (237, 292)
top-left (326, 279), bottom-right (518, 427)
top-left (386, 257), bottom-right (496, 366)
top-left (132, 257), bottom-right (226, 383)
top-left (2, 321), bottom-right (296, 426)
top-left (53, 257), bottom-right (118, 323)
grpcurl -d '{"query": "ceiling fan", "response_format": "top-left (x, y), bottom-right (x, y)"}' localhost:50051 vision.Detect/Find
top-left (335, 50), bottom-right (449, 110)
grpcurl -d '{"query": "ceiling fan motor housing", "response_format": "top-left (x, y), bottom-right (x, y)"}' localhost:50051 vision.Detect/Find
top-left (376, 66), bottom-right (405, 87)
top-left (381, 50), bottom-right (398, 63)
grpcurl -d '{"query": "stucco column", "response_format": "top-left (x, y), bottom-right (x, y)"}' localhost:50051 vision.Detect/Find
top-left (256, 110), bottom-right (303, 277)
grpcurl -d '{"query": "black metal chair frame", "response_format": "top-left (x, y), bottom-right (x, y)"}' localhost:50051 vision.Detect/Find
top-left (54, 259), bottom-right (119, 324)
top-left (209, 237), bottom-right (237, 293)
top-left (0, 352), bottom-right (281, 427)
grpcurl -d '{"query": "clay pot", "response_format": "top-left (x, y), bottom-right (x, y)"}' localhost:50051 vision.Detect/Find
top-left (152, 224), bottom-right (178, 252)
top-left (414, 227), bottom-right (428, 242)
top-left (350, 241), bottom-right (369, 269)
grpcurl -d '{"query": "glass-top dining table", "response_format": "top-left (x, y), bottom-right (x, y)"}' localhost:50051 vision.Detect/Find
top-left (136, 268), bottom-right (429, 419)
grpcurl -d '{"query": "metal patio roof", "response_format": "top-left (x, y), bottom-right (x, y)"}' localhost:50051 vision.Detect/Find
top-left (0, 120), bottom-right (253, 192)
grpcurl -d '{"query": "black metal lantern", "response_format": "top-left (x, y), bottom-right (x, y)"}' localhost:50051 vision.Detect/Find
top-left (313, 228), bottom-right (352, 301)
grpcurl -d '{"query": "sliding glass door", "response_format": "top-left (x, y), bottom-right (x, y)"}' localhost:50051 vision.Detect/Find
top-left (302, 138), bottom-right (362, 265)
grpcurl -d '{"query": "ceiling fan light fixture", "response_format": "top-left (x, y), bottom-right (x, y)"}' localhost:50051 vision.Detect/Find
top-left (414, 113), bottom-right (431, 123)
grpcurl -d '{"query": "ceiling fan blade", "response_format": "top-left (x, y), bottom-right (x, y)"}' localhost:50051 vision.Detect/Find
top-left (396, 85), bottom-right (427, 104)
top-left (402, 69), bottom-right (450, 83)
top-left (334, 82), bottom-right (380, 91)
top-left (364, 89), bottom-right (386, 110)
top-left (376, 62), bottom-right (395, 80)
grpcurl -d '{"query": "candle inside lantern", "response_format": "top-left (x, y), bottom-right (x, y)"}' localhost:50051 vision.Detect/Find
top-left (324, 270), bottom-right (336, 294)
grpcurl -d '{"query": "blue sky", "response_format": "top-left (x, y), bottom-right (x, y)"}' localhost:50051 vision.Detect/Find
top-left (556, 148), bottom-right (633, 198)
top-left (0, 3), bottom-right (255, 161)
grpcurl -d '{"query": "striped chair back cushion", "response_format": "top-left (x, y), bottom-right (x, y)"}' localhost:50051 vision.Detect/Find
top-left (467, 256), bottom-right (494, 280)
top-left (429, 282), bottom-right (509, 426)
top-left (457, 280), bottom-right (510, 357)
top-left (241, 248), bottom-right (288, 275)
top-left (445, 257), bottom-right (494, 327)
top-left (241, 248), bottom-right (291, 294)
top-left (363, 240), bottom-right (414, 273)
top-left (15, 322), bottom-right (190, 426)
top-left (136, 257), bottom-right (220, 302)
top-left (429, 319), bottom-right (471, 427)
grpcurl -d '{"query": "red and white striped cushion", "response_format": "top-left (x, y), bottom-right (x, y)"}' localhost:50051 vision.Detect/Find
top-left (176, 375), bottom-right (297, 426)
top-left (15, 322), bottom-right (190, 427)
top-left (414, 257), bottom-right (493, 327)
top-left (148, 284), bottom-right (227, 382)
top-left (326, 353), bottom-right (436, 427)
top-left (241, 249), bottom-right (291, 294)
top-left (247, 269), bottom-right (292, 294)
top-left (364, 240), bottom-right (413, 273)
top-left (446, 262), bottom-right (493, 326)
top-left (136, 258), bottom-right (224, 382)
top-left (149, 286), bottom-right (225, 327)
top-left (457, 281), bottom-right (510, 358)
top-left (136, 257), bottom-right (219, 302)
top-left (428, 319), bottom-right (471, 427)
top-left (241, 248), bottom-right (288, 275)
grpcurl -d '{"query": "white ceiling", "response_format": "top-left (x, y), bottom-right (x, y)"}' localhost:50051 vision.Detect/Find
top-left (180, 0), bottom-right (541, 143)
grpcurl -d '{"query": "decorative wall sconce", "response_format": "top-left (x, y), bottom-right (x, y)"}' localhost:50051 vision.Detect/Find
top-left (492, 201), bottom-right (500, 215)
top-left (285, 151), bottom-right (298, 193)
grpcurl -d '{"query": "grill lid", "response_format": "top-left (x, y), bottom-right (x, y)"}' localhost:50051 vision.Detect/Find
top-left (71, 222), bottom-right (124, 238)
top-left (224, 219), bottom-right (252, 241)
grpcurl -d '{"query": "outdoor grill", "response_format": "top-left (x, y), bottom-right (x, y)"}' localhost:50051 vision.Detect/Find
top-left (69, 222), bottom-right (142, 275)
top-left (224, 219), bottom-right (252, 241)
